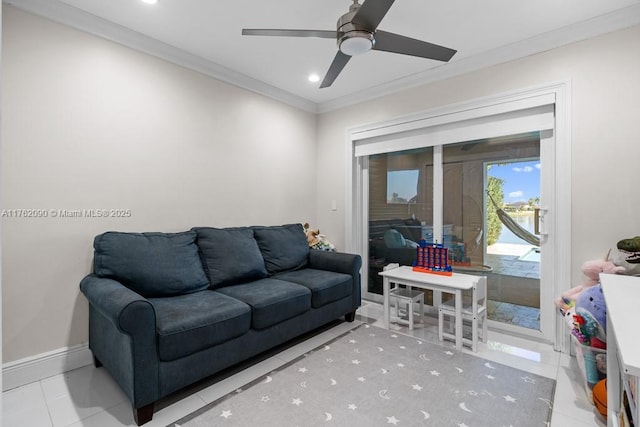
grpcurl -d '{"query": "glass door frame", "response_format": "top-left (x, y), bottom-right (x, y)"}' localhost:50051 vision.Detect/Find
top-left (345, 83), bottom-right (571, 350)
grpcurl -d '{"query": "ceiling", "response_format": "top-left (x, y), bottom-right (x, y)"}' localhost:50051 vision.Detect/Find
top-left (7, 0), bottom-right (640, 112)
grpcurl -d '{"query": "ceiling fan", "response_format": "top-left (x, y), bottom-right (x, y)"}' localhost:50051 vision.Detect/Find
top-left (242, 0), bottom-right (457, 88)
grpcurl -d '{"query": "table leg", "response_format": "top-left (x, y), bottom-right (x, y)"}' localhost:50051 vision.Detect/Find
top-left (433, 290), bottom-right (441, 309)
top-left (383, 277), bottom-right (390, 329)
top-left (455, 289), bottom-right (463, 350)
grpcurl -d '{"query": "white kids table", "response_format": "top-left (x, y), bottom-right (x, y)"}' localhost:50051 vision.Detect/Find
top-left (379, 266), bottom-right (482, 351)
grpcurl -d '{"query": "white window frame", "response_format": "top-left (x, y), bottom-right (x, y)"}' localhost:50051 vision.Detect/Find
top-left (344, 82), bottom-right (571, 350)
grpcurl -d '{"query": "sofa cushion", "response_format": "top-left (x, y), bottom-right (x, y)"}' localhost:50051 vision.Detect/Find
top-left (274, 269), bottom-right (352, 308)
top-left (216, 279), bottom-right (311, 330)
top-left (193, 227), bottom-right (268, 289)
top-left (149, 291), bottom-right (251, 361)
top-left (253, 224), bottom-right (309, 274)
top-left (93, 231), bottom-right (209, 297)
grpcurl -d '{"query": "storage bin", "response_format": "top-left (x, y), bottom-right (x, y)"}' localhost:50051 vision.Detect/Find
top-left (572, 335), bottom-right (607, 402)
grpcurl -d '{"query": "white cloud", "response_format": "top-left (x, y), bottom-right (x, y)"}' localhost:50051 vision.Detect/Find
top-left (509, 190), bottom-right (523, 198)
top-left (535, 163), bottom-right (541, 169)
top-left (513, 166), bottom-right (534, 173)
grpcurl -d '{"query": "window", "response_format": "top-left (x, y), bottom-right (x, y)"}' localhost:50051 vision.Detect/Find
top-left (387, 169), bottom-right (419, 204)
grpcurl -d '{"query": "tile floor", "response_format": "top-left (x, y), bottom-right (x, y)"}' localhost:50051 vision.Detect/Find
top-left (2, 301), bottom-right (605, 427)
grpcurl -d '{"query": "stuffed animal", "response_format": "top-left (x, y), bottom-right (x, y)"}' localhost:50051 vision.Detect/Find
top-left (617, 236), bottom-right (640, 264)
top-left (303, 223), bottom-right (321, 246)
top-left (555, 257), bottom-right (625, 316)
top-left (610, 236), bottom-right (640, 276)
top-left (302, 223), bottom-right (336, 252)
top-left (574, 284), bottom-right (607, 343)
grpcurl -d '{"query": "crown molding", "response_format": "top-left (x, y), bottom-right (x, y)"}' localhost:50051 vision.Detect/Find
top-left (3, 0), bottom-right (319, 113)
top-left (5, 0), bottom-right (640, 115)
top-left (317, 3), bottom-right (640, 113)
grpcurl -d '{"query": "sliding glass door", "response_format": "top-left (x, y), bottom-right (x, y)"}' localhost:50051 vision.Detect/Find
top-left (365, 133), bottom-right (544, 334)
top-left (442, 135), bottom-right (542, 332)
top-left (367, 148), bottom-right (433, 297)
top-left (349, 88), bottom-right (568, 345)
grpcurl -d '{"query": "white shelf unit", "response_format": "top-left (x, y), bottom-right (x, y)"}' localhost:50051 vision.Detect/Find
top-left (601, 273), bottom-right (640, 427)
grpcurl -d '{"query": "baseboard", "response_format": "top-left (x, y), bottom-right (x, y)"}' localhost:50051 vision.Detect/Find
top-left (2, 343), bottom-right (93, 391)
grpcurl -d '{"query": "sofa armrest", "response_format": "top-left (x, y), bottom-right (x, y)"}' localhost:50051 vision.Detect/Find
top-left (309, 250), bottom-right (361, 275)
top-left (80, 275), bottom-right (156, 334)
top-left (309, 250), bottom-right (362, 311)
top-left (79, 274), bottom-right (159, 408)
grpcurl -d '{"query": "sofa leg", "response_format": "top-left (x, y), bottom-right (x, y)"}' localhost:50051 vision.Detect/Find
top-left (345, 311), bottom-right (356, 322)
top-left (133, 403), bottom-right (154, 426)
top-left (93, 355), bottom-right (102, 368)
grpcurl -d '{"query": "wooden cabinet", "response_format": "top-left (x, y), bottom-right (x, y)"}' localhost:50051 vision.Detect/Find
top-left (601, 274), bottom-right (640, 426)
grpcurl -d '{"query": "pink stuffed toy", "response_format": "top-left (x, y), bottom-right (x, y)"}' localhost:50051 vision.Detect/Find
top-left (555, 256), bottom-right (625, 318)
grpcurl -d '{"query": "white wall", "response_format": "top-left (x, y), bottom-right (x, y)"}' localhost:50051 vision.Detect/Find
top-left (3, 5), bottom-right (640, 367)
top-left (1, 7), bottom-right (317, 363)
top-left (317, 25), bottom-right (640, 287)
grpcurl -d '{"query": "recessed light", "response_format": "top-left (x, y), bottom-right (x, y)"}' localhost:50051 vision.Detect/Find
top-left (308, 73), bottom-right (320, 83)
top-left (141, 0), bottom-right (158, 4)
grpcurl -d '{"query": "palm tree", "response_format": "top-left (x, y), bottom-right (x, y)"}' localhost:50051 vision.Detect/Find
top-left (527, 197), bottom-right (540, 210)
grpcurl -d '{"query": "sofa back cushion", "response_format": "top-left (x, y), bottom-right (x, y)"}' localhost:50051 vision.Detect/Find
top-left (193, 227), bottom-right (268, 288)
top-left (93, 231), bottom-right (209, 297)
top-left (253, 224), bottom-right (309, 274)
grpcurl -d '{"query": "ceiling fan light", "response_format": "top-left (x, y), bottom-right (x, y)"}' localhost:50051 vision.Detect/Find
top-left (339, 31), bottom-right (374, 56)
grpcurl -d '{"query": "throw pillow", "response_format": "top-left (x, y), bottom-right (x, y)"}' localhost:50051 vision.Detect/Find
top-left (192, 227), bottom-right (268, 288)
top-left (253, 223), bottom-right (310, 274)
top-left (93, 231), bottom-right (209, 297)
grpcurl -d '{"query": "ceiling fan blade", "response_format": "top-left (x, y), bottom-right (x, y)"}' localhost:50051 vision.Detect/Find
top-left (373, 30), bottom-right (456, 61)
top-left (320, 51), bottom-right (351, 88)
top-left (242, 29), bottom-right (337, 39)
top-left (352, 0), bottom-right (395, 30)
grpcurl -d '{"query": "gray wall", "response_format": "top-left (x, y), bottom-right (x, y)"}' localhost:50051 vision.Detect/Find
top-left (1, 7), bottom-right (318, 363)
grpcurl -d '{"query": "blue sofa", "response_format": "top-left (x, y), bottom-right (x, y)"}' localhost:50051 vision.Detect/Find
top-left (79, 223), bottom-right (361, 425)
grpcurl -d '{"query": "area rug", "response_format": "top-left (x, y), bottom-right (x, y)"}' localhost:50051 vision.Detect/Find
top-left (170, 324), bottom-right (555, 426)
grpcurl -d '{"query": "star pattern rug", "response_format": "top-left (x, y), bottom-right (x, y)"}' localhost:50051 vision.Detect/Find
top-left (170, 324), bottom-right (555, 426)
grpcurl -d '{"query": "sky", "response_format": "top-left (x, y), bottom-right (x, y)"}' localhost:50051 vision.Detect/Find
top-left (488, 160), bottom-right (540, 203)
top-left (387, 170), bottom-right (419, 202)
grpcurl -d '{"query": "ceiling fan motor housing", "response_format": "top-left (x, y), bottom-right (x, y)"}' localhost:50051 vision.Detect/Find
top-left (337, 5), bottom-right (375, 56)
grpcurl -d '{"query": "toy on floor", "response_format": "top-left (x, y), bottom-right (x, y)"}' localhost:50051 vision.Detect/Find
top-left (592, 379), bottom-right (607, 418)
top-left (573, 284), bottom-right (607, 345)
top-left (571, 284), bottom-right (608, 390)
top-left (571, 308), bottom-right (599, 344)
top-left (555, 255), bottom-right (624, 330)
top-left (580, 343), bottom-right (607, 390)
